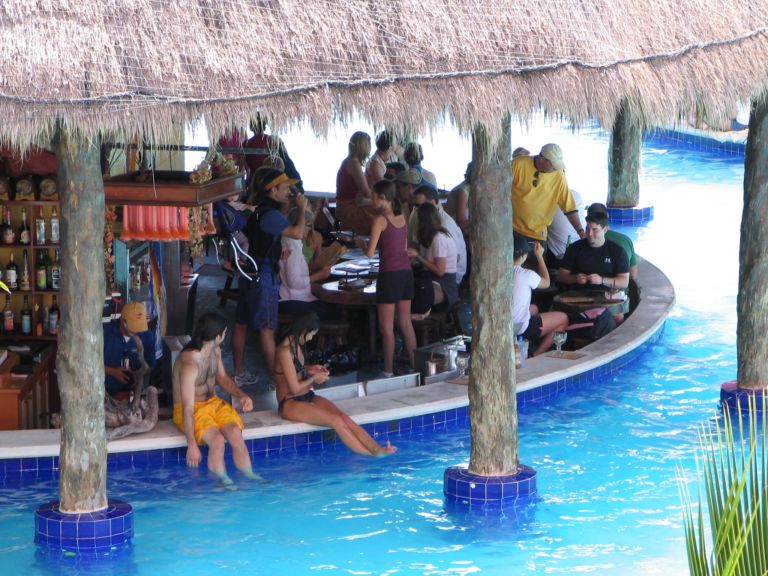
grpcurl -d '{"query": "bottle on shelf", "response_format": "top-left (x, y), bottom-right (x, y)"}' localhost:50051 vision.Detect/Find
top-left (2, 206), bottom-right (15, 245)
top-left (20, 295), bottom-right (32, 335)
top-left (50, 249), bottom-right (61, 290)
top-left (2, 294), bottom-right (13, 335)
top-left (36, 250), bottom-right (48, 291)
top-left (50, 206), bottom-right (60, 245)
top-left (35, 206), bottom-right (46, 245)
top-left (18, 207), bottom-right (30, 246)
top-left (49, 295), bottom-right (60, 335)
top-left (19, 249), bottom-right (31, 291)
top-left (5, 252), bottom-right (18, 291)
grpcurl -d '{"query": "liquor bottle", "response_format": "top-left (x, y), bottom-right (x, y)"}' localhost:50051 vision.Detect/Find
top-left (18, 207), bottom-right (30, 246)
top-left (20, 294), bottom-right (32, 335)
top-left (5, 252), bottom-right (18, 291)
top-left (2, 207), bottom-right (15, 245)
top-left (36, 250), bottom-right (48, 291)
top-left (2, 295), bottom-right (13, 335)
top-left (19, 249), bottom-right (31, 291)
top-left (49, 295), bottom-right (60, 335)
top-left (50, 206), bottom-right (60, 245)
top-left (35, 207), bottom-right (46, 245)
top-left (50, 249), bottom-right (61, 290)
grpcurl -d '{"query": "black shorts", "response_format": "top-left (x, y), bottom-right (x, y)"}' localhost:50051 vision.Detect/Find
top-left (376, 269), bottom-right (415, 304)
top-left (521, 314), bottom-right (543, 340)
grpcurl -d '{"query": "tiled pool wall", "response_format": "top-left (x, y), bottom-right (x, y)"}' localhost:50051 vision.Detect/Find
top-left (0, 323), bottom-right (666, 483)
top-left (647, 127), bottom-right (746, 157)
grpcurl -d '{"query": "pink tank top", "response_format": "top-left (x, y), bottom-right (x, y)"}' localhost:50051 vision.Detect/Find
top-left (336, 162), bottom-right (359, 202)
top-left (378, 216), bottom-right (411, 272)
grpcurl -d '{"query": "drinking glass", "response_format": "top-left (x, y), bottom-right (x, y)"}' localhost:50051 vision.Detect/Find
top-left (553, 331), bottom-right (568, 355)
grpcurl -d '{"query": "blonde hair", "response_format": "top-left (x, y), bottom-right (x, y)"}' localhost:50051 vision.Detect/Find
top-left (348, 131), bottom-right (371, 162)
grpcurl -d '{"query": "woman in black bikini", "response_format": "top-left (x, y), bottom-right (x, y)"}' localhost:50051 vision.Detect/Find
top-left (274, 314), bottom-right (397, 456)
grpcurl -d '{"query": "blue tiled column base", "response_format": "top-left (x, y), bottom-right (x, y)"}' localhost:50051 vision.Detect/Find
top-left (606, 206), bottom-right (654, 226)
top-left (35, 499), bottom-right (133, 553)
top-left (443, 464), bottom-right (537, 504)
top-left (720, 380), bottom-right (766, 413)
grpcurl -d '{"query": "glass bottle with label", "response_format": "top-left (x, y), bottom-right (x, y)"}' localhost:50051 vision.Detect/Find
top-left (50, 206), bottom-right (60, 245)
top-left (20, 294), bottom-right (32, 335)
top-left (2, 207), bottom-right (15, 245)
top-left (19, 249), bottom-right (31, 291)
top-left (35, 207), bottom-right (46, 245)
top-left (50, 249), bottom-right (61, 290)
top-left (49, 295), bottom-right (60, 335)
top-left (5, 252), bottom-right (18, 291)
top-left (36, 250), bottom-right (48, 291)
top-left (2, 294), bottom-right (13, 335)
top-left (18, 207), bottom-right (30, 246)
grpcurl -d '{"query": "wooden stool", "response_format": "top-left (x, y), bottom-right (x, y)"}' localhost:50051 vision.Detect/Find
top-left (317, 321), bottom-right (351, 348)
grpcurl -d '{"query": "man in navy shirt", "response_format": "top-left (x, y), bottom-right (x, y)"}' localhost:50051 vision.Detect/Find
top-left (558, 211), bottom-right (630, 321)
top-left (103, 301), bottom-right (157, 399)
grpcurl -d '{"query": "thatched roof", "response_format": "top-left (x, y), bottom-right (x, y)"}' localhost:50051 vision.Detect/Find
top-left (0, 0), bottom-right (766, 147)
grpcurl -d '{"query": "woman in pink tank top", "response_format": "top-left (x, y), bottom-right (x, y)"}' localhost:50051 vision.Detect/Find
top-left (360, 180), bottom-right (417, 376)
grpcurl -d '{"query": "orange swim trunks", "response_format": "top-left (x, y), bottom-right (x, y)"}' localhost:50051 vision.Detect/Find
top-left (173, 396), bottom-right (244, 445)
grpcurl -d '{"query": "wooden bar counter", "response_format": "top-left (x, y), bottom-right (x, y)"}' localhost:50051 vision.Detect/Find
top-left (0, 348), bottom-right (55, 430)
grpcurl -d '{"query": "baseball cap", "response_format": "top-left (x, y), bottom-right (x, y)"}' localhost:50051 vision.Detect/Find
top-left (513, 235), bottom-right (533, 258)
top-left (121, 301), bottom-right (149, 333)
top-left (395, 168), bottom-right (421, 185)
top-left (540, 143), bottom-right (565, 171)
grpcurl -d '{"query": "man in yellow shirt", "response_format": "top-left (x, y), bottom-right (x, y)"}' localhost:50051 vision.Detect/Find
top-left (511, 144), bottom-right (585, 249)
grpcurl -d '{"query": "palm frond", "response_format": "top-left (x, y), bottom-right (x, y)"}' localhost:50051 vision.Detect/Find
top-left (678, 394), bottom-right (768, 576)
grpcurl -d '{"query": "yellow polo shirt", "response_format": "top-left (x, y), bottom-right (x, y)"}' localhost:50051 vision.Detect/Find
top-left (511, 156), bottom-right (576, 240)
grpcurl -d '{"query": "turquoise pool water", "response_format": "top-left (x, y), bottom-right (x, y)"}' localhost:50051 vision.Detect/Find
top-left (2, 122), bottom-right (743, 575)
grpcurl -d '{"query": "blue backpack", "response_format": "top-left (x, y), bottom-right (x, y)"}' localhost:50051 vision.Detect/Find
top-left (213, 201), bottom-right (248, 236)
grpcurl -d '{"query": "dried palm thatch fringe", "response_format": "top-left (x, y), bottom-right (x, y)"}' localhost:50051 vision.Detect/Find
top-left (0, 0), bottom-right (766, 149)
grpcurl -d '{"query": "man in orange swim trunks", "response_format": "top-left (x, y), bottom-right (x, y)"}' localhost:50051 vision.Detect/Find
top-left (172, 312), bottom-right (259, 484)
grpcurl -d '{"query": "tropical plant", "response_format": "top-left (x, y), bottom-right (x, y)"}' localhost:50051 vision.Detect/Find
top-left (677, 395), bottom-right (768, 576)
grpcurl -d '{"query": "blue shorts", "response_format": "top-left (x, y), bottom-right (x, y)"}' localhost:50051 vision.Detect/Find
top-left (236, 279), bottom-right (280, 331)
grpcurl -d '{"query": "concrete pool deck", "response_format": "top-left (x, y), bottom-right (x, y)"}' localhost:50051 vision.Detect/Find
top-left (0, 257), bottom-right (674, 463)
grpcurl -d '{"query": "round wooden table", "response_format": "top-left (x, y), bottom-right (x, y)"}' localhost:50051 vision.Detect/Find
top-left (553, 290), bottom-right (628, 316)
top-left (312, 280), bottom-right (378, 356)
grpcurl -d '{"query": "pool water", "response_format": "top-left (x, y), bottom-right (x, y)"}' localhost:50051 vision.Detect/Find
top-left (2, 121), bottom-right (743, 575)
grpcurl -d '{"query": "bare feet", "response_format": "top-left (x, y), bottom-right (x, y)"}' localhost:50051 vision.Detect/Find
top-left (374, 440), bottom-right (397, 456)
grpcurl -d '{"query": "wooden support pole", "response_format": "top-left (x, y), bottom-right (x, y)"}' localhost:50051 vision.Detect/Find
top-left (54, 128), bottom-right (107, 513)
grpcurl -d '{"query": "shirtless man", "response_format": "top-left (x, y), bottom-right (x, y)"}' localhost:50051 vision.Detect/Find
top-left (172, 312), bottom-right (258, 484)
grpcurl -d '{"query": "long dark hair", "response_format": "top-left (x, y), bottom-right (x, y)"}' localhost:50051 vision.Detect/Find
top-left (278, 313), bottom-right (320, 348)
top-left (416, 202), bottom-right (448, 248)
top-left (187, 312), bottom-right (228, 351)
top-left (372, 179), bottom-right (402, 216)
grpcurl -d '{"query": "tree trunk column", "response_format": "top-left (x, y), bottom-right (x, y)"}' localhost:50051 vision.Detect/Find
top-left (608, 100), bottom-right (641, 208)
top-left (35, 128), bottom-right (133, 554)
top-left (735, 96), bottom-right (768, 393)
top-left (443, 118), bottom-right (536, 505)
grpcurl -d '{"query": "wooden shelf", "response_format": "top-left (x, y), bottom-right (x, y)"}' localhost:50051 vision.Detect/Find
top-left (103, 170), bottom-right (246, 206)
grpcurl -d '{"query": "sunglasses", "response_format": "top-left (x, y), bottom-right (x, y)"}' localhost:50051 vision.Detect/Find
top-left (532, 171), bottom-right (540, 187)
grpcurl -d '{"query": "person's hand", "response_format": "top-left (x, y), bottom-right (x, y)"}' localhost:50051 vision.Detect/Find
top-left (317, 266), bottom-right (331, 281)
top-left (586, 273), bottom-right (602, 285)
top-left (532, 242), bottom-right (544, 258)
top-left (107, 366), bottom-right (133, 384)
top-left (576, 273), bottom-right (588, 285)
top-left (186, 444), bottom-right (202, 468)
top-left (306, 364), bottom-right (330, 376)
top-left (238, 395), bottom-right (253, 413)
